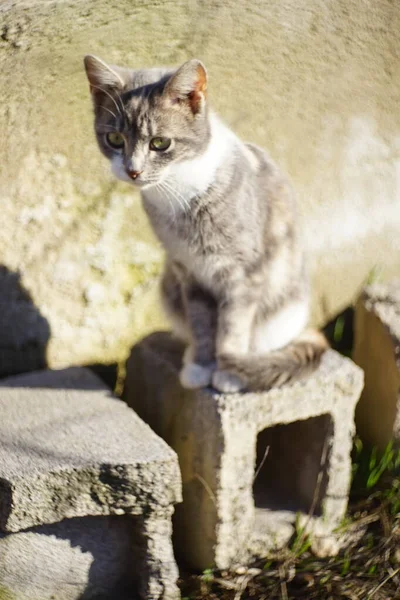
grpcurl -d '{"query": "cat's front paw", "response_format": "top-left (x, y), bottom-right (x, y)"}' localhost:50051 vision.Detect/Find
top-left (212, 370), bottom-right (246, 393)
top-left (179, 362), bottom-right (215, 389)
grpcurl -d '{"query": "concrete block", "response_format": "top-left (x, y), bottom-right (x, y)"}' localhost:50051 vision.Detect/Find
top-left (0, 367), bottom-right (182, 600)
top-left (353, 279), bottom-right (400, 450)
top-left (0, 516), bottom-right (136, 600)
top-left (124, 333), bottom-right (364, 570)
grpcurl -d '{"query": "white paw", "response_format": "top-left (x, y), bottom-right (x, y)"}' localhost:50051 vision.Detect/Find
top-left (212, 370), bottom-right (246, 393)
top-left (179, 362), bottom-right (214, 389)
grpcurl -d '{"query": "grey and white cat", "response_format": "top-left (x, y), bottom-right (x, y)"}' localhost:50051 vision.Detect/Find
top-left (84, 55), bottom-right (327, 393)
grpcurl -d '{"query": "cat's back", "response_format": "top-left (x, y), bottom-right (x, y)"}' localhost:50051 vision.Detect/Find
top-left (244, 142), bottom-right (290, 191)
top-left (243, 141), bottom-right (297, 233)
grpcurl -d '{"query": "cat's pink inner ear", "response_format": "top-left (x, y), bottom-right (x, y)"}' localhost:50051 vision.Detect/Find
top-left (194, 63), bottom-right (207, 96)
top-left (166, 60), bottom-right (208, 115)
top-left (187, 64), bottom-right (207, 114)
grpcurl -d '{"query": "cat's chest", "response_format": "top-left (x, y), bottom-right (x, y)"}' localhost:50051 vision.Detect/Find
top-left (143, 193), bottom-right (217, 251)
top-left (159, 220), bottom-right (227, 284)
top-left (148, 212), bottom-right (230, 288)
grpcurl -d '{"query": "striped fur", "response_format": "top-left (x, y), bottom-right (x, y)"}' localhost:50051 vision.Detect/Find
top-left (84, 55), bottom-right (328, 393)
top-left (218, 330), bottom-right (328, 392)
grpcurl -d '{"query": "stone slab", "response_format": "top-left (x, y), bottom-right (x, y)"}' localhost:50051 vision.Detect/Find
top-left (353, 279), bottom-right (400, 450)
top-left (0, 366), bottom-right (181, 532)
top-left (0, 366), bottom-right (182, 599)
top-left (124, 332), bottom-right (364, 570)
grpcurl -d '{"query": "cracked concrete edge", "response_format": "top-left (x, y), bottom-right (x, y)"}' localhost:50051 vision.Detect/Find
top-left (134, 509), bottom-right (181, 600)
top-left (1, 459), bottom-right (182, 533)
top-left (0, 365), bottom-right (182, 533)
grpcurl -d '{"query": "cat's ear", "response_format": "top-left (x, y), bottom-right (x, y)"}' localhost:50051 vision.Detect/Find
top-left (84, 55), bottom-right (125, 94)
top-left (164, 59), bottom-right (207, 115)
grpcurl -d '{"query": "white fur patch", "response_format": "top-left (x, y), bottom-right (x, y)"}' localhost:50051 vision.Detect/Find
top-left (179, 362), bottom-right (215, 389)
top-left (142, 113), bottom-right (238, 208)
top-left (111, 155), bottom-right (131, 183)
top-left (212, 370), bottom-right (246, 393)
top-left (169, 114), bottom-right (236, 197)
top-left (252, 299), bottom-right (309, 353)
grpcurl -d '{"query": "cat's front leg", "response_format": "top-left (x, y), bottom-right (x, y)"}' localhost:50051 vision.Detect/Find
top-left (212, 293), bottom-right (257, 393)
top-left (179, 281), bottom-right (217, 389)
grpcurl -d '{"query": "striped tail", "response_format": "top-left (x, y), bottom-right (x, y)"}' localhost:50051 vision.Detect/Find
top-left (219, 329), bottom-right (328, 391)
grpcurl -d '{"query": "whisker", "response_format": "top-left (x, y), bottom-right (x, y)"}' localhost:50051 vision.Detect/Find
top-left (158, 182), bottom-right (181, 213)
top-left (100, 124), bottom-right (119, 132)
top-left (90, 84), bottom-right (124, 118)
top-left (161, 180), bottom-right (186, 205)
top-left (160, 181), bottom-right (187, 213)
top-left (162, 180), bottom-right (190, 212)
top-left (155, 183), bottom-right (176, 225)
top-left (98, 105), bottom-right (118, 120)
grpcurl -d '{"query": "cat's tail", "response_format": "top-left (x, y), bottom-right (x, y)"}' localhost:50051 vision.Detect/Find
top-left (218, 329), bottom-right (329, 391)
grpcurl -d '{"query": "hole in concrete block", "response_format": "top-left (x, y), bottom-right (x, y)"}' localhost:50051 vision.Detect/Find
top-left (253, 414), bottom-right (333, 516)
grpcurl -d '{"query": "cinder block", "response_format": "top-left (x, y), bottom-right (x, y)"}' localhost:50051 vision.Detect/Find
top-left (0, 367), bottom-right (182, 600)
top-left (353, 279), bottom-right (400, 450)
top-left (124, 333), bottom-right (364, 570)
top-left (0, 516), bottom-right (137, 600)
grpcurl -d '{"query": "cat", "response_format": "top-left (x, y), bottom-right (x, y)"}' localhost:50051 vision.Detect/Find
top-left (84, 55), bottom-right (328, 393)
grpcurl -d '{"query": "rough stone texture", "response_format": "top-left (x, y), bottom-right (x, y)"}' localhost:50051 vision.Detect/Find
top-left (1, 0), bottom-right (400, 375)
top-left (0, 367), bottom-right (181, 600)
top-left (124, 333), bottom-right (364, 570)
top-left (0, 516), bottom-right (138, 600)
top-left (353, 279), bottom-right (400, 450)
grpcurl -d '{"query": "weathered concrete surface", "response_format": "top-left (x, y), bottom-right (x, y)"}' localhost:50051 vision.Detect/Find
top-left (353, 279), bottom-right (400, 450)
top-left (124, 333), bottom-right (364, 570)
top-left (1, 1), bottom-right (400, 374)
top-left (0, 516), bottom-right (138, 600)
top-left (0, 514), bottom-right (180, 600)
top-left (0, 366), bottom-right (181, 599)
top-left (0, 366), bottom-right (181, 531)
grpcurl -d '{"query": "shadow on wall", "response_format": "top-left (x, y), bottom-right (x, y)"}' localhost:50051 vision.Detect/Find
top-left (0, 265), bottom-right (118, 389)
top-left (0, 265), bottom-right (50, 378)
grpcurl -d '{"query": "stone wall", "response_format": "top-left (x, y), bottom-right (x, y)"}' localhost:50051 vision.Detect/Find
top-left (1, 0), bottom-right (399, 373)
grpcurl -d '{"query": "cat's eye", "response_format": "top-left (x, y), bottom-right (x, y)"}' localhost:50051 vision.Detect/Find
top-left (150, 137), bottom-right (171, 151)
top-left (105, 132), bottom-right (125, 149)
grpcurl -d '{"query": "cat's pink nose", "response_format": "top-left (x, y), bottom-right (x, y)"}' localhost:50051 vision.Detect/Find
top-left (127, 168), bottom-right (143, 180)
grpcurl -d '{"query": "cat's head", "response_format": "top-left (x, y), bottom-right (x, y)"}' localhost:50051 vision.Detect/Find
top-left (84, 55), bottom-right (210, 188)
